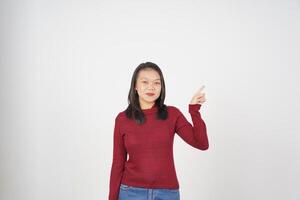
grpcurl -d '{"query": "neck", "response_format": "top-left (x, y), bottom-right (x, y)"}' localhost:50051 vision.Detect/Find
top-left (140, 102), bottom-right (155, 110)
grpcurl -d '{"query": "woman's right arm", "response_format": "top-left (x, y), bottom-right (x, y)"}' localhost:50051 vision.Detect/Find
top-left (108, 114), bottom-right (127, 200)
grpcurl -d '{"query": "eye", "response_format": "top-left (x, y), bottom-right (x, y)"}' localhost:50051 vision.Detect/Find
top-left (142, 81), bottom-right (148, 83)
top-left (155, 82), bottom-right (161, 85)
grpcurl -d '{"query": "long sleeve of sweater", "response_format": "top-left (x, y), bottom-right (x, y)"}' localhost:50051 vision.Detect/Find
top-left (108, 114), bottom-right (126, 200)
top-left (175, 104), bottom-right (209, 150)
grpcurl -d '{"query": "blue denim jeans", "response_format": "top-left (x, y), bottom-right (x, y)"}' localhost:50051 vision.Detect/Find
top-left (118, 184), bottom-right (180, 200)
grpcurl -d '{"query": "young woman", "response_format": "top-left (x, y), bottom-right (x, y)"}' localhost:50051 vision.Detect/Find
top-left (108, 62), bottom-right (209, 200)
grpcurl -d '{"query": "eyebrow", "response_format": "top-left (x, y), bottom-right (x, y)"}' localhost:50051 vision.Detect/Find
top-left (140, 77), bottom-right (161, 81)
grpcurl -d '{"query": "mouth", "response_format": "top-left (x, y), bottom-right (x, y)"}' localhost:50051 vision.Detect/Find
top-left (146, 93), bottom-right (155, 96)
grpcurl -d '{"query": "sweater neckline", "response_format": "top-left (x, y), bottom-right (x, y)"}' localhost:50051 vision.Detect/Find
top-left (141, 104), bottom-right (158, 114)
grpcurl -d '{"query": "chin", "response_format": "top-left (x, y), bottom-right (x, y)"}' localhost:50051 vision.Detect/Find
top-left (143, 97), bottom-right (157, 102)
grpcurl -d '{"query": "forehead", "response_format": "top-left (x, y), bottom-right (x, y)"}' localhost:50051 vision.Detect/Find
top-left (137, 69), bottom-right (161, 80)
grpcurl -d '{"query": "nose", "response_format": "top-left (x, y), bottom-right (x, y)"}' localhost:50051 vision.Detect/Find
top-left (147, 83), bottom-right (155, 89)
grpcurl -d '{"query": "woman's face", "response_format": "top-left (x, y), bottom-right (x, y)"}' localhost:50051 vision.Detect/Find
top-left (135, 69), bottom-right (162, 106)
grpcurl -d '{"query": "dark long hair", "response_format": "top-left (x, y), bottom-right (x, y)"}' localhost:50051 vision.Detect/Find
top-left (125, 62), bottom-right (168, 124)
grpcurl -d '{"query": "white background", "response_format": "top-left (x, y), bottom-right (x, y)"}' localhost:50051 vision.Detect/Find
top-left (1, 0), bottom-right (300, 200)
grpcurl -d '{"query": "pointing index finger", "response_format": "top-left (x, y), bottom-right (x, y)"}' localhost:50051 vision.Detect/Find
top-left (197, 85), bottom-right (205, 93)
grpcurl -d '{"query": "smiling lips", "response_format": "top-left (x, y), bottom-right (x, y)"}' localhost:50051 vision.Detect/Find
top-left (146, 93), bottom-right (155, 96)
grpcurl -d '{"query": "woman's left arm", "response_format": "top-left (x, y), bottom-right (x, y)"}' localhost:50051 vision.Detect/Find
top-left (175, 104), bottom-right (209, 150)
top-left (175, 85), bottom-right (209, 150)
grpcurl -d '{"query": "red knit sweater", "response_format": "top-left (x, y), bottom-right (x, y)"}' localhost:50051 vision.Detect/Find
top-left (108, 104), bottom-right (209, 200)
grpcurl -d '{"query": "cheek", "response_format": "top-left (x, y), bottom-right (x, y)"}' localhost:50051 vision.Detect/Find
top-left (136, 85), bottom-right (147, 92)
top-left (136, 83), bottom-right (143, 89)
top-left (156, 88), bottom-right (162, 95)
top-left (140, 85), bottom-right (147, 90)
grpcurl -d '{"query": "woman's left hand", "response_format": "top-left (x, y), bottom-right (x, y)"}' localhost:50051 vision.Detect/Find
top-left (190, 85), bottom-right (206, 105)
